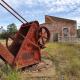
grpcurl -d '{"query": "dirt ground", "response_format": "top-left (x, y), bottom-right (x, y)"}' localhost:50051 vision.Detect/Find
top-left (20, 59), bottom-right (57, 80)
top-left (0, 40), bottom-right (57, 80)
top-left (0, 58), bottom-right (57, 80)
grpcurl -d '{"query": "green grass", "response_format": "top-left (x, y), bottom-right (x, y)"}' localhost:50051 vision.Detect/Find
top-left (44, 42), bottom-right (80, 80)
top-left (0, 64), bottom-right (20, 80)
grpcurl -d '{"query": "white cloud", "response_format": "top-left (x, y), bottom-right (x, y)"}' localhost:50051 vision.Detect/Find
top-left (2, 0), bottom-right (80, 13)
top-left (1, 0), bottom-right (80, 28)
top-left (73, 17), bottom-right (80, 27)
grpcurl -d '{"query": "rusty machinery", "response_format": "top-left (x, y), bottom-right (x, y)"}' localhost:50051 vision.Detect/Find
top-left (0, 0), bottom-right (50, 69)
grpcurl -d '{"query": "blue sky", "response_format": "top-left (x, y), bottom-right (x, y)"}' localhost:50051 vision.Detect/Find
top-left (0, 0), bottom-right (80, 29)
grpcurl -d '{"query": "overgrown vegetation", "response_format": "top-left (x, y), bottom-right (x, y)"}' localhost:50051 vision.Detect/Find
top-left (0, 42), bottom-right (80, 80)
top-left (44, 43), bottom-right (80, 80)
top-left (0, 64), bottom-right (20, 80)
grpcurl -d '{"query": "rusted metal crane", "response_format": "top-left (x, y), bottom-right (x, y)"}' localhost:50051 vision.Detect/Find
top-left (0, 0), bottom-right (50, 69)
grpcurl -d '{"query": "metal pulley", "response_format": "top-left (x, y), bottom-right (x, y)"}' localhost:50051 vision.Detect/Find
top-left (38, 26), bottom-right (50, 48)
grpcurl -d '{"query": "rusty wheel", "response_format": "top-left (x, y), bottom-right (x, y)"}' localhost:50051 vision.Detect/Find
top-left (38, 26), bottom-right (50, 48)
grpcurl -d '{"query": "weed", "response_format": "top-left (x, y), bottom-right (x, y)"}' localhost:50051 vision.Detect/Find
top-left (44, 43), bottom-right (80, 79)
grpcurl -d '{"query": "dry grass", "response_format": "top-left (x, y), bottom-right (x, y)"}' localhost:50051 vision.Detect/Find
top-left (0, 40), bottom-right (80, 80)
top-left (44, 42), bottom-right (80, 80)
top-left (0, 39), bottom-right (6, 46)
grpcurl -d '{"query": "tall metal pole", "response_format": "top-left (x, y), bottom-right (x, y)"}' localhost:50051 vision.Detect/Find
top-left (1, 0), bottom-right (27, 23)
top-left (0, 3), bottom-right (24, 23)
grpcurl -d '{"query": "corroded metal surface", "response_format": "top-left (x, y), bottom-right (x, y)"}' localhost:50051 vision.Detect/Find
top-left (5, 21), bottom-right (41, 68)
top-left (0, 0), bottom-right (50, 69)
top-left (14, 21), bottom-right (41, 68)
top-left (0, 43), bottom-right (14, 65)
top-left (0, 21), bottom-right (50, 69)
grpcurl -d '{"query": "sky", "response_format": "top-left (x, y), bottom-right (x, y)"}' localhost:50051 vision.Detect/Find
top-left (0, 0), bottom-right (80, 29)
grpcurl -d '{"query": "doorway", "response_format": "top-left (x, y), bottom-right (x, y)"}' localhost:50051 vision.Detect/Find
top-left (63, 27), bottom-right (69, 37)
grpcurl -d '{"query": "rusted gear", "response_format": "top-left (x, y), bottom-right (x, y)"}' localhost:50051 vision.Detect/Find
top-left (38, 26), bottom-right (50, 48)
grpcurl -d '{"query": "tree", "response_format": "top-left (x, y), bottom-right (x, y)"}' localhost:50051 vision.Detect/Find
top-left (0, 27), bottom-right (7, 39)
top-left (0, 31), bottom-right (7, 39)
top-left (0, 23), bottom-right (17, 39)
top-left (7, 23), bottom-right (17, 34)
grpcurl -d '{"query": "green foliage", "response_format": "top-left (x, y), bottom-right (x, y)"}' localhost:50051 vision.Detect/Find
top-left (0, 32), bottom-right (8, 39)
top-left (0, 23), bottom-right (17, 39)
top-left (0, 64), bottom-right (20, 80)
top-left (6, 70), bottom-right (20, 80)
top-left (7, 23), bottom-right (17, 34)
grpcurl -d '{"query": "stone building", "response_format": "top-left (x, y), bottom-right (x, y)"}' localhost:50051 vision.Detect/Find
top-left (41, 15), bottom-right (77, 42)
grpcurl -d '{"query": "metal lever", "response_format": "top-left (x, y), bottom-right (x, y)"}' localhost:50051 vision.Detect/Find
top-left (0, 3), bottom-right (24, 23)
top-left (1, 0), bottom-right (27, 23)
top-left (0, 0), bottom-right (27, 23)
